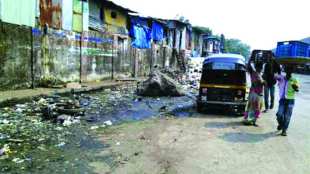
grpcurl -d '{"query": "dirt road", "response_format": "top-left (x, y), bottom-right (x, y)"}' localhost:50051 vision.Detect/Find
top-left (89, 74), bottom-right (310, 174)
top-left (1, 75), bottom-right (309, 174)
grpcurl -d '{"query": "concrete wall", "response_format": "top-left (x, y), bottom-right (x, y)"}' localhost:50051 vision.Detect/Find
top-left (0, 23), bottom-right (32, 90)
top-left (32, 28), bottom-right (81, 85)
top-left (0, 22), bottom-right (178, 91)
top-left (82, 30), bottom-right (114, 82)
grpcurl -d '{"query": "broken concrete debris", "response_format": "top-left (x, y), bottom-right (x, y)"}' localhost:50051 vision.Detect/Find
top-left (137, 70), bottom-right (185, 97)
top-left (38, 96), bottom-right (85, 123)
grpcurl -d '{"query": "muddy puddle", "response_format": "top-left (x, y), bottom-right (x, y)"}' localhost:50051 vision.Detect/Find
top-left (83, 91), bottom-right (196, 124)
top-left (0, 85), bottom-right (197, 173)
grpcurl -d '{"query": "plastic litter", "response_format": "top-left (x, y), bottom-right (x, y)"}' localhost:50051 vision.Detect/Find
top-left (104, 120), bottom-right (113, 126)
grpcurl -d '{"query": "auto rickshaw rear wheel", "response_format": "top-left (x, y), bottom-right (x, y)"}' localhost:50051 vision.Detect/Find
top-left (235, 106), bottom-right (246, 116)
top-left (197, 103), bottom-right (203, 113)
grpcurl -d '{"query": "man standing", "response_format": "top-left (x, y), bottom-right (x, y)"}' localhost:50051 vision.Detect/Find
top-left (263, 54), bottom-right (280, 112)
top-left (275, 66), bottom-right (299, 136)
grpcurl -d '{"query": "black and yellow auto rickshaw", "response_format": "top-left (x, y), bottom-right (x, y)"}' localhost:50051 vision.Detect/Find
top-left (197, 54), bottom-right (248, 114)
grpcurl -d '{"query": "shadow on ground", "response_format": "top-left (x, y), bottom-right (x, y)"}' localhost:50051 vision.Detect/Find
top-left (220, 131), bottom-right (279, 143)
top-left (204, 121), bottom-right (244, 129)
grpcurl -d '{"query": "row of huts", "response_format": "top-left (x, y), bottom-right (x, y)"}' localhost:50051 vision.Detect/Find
top-left (0, 0), bottom-right (215, 90)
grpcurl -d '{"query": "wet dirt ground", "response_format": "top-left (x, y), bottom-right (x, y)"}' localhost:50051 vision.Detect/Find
top-left (88, 74), bottom-right (310, 174)
top-left (1, 75), bottom-right (310, 174)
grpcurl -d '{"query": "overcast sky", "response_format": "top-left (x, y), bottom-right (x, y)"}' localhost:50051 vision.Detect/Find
top-left (113, 0), bottom-right (309, 50)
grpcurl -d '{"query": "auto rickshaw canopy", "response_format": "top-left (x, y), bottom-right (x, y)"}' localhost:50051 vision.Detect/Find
top-left (203, 54), bottom-right (246, 65)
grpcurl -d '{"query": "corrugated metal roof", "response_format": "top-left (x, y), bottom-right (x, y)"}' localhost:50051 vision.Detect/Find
top-left (101, 0), bottom-right (136, 13)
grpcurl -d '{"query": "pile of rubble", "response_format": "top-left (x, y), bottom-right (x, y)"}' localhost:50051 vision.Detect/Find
top-left (137, 70), bottom-right (185, 97)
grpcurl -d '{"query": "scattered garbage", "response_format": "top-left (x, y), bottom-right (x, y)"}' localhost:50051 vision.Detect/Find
top-left (63, 119), bottom-right (73, 127)
top-left (159, 106), bottom-right (168, 112)
top-left (56, 142), bottom-right (66, 147)
top-left (0, 86), bottom-right (143, 173)
top-left (0, 144), bottom-right (11, 156)
top-left (0, 148), bottom-right (4, 156)
top-left (0, 78), bottom-right (199, 173)
top-left (104, 89), bottom-right (112, 93)
top-left (0, 133), bottom-right (9, 140)
top-left (139, 135), bottom-right (146, 141)
top-left (90, 126), bottom-right (99, 130)
top-left (134, 97), bottom-right (143, 102)
top-left (38, 96), bottom-right (85, 121)
top-left (0, 119), bottom-right (10, 124)
top-left (104, 120), bottom-right (113, 126)
top-left (57, 114), bottom-right (71, 124)
top-left (12, 158), bottom-right (25, 164)
top-left (134, 152), bottom-right (141, 156)
top-left (15, 108), bottom-right (23, 113)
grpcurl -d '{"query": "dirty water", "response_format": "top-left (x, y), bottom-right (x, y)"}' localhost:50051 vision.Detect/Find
top-left (82, 88), bottom-right (197, 125)
top-left (0, 85), bottom-right (197, 173)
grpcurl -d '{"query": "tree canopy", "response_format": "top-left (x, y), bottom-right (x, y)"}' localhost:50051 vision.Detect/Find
top-left (192, 26), bottom-right (212, 35)
top-left (224, 39), bottom-right (251, 59)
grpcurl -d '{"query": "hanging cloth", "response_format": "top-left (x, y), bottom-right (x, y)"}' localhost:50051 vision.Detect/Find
top-left (151, 21), bottom-right (164, 42)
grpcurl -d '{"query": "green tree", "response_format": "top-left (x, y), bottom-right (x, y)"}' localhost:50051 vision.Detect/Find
top-left (224, 39), bottom-right (251, 58)
top-left (192, 26), bottom-right (212, 35)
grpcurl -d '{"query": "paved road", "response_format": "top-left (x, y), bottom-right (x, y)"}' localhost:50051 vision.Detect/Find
top-left (91, 74), bottom-right (310, 174)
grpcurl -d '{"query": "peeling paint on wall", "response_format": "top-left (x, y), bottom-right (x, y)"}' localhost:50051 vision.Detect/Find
top-left (39, 0), bottom-right (62, 29)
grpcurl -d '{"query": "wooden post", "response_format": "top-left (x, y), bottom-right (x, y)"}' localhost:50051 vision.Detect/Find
top-left (150, 43), bottom-right (153, 72)
top-left (134, 48), bottom-right (138, 78)
top-left (111, 42), bottom-right (114, 80)
top-left (79, 33), bottom-right (82, 83)
top-left (30, 27), bottom-right (34, 89)
top-left (80, 2), bottom-right (84, 83)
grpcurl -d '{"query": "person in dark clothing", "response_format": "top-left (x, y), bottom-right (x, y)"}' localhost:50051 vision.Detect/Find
top-left (262, 54), bottom-right (280, 112)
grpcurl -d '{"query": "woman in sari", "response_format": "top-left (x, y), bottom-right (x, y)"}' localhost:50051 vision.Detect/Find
top-left (243, 59), bottom-right (265, 126)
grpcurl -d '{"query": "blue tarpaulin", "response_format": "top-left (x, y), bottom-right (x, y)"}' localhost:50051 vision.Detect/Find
top-left (152, 22), bottom-right (164, 42)
top-left (130, 17), bottom-right (148, 26)
top-left (130, 25), bottom-right (152, 49)
top-left (130, 17), bottom-right (152, 49)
